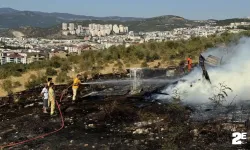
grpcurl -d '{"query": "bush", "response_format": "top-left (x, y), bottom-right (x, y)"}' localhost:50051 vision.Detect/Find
top-left (46, 68), bottom-right (57, 76)
top-left (141, 61), bottom-right (149, 68)
top-left (56, 71), bottom-right (70, 83)
top-left (61, 61), bottom-right (71, 71)
top-left (1, 79), bottom-right (13, 94)
top-left (25, 74), bottom-right (46, 89)
top-left (13, 81), bottom-right (22, 88)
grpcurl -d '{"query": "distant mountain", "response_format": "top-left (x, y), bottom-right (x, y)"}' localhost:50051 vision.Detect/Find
top-left (127, 15), bottom-right (202, 32)
top-left (0, 8), bottom-right (143, 28)
top-left (0, 7), bottom-right (19, 14)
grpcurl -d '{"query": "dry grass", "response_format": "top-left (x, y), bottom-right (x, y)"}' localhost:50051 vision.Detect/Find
top-left (0, 59), bottom-right (180, 97)
top-left (0, 69), bottom-right (59, 97)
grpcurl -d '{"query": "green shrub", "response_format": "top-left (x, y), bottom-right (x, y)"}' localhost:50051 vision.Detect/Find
top-left (141, 61), bottom-right (149, 68)
top-left (25, 74), bottom-right (46, 89)
top-left (56, 71), bottom-right (70, 83)
top-left (13, 81), bottom-right (22, 88)
top-left (61, 61), bottom-right (71, 71)
top-left (46, 68), bottom-right (57, 76)
top-left (1, 79), bottom-right (13, 94)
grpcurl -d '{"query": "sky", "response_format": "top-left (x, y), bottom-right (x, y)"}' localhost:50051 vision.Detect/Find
top-left (0, 0), bottom-right (250, 20)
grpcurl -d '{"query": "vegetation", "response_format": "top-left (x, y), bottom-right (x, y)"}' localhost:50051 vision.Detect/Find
top-left (237, 25), bottom-right (250, 30)
top-left (56, 71), bottom-right (71, 83)
top-left (0, 31), bottom-right (250, 95)
top-left (209, 83), bottom-right (233, 106)
top-left (13, 81), bottom-right (22, 88)
top-left (1, 79), bottom-right (13, 94)
top-left (24, 74), bottom-right (46, 89)
top-left (46, 68), bottom-right (57, 76)
top-left (216, 18), bottom-right (250, 26)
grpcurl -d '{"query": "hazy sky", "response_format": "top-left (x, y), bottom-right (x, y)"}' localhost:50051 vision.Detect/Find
top-left (1, 0), bottom-right (250, 20)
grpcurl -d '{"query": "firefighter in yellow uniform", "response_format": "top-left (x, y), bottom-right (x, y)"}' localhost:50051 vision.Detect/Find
top-left (47, 78), bottom-right (52, 87)
top-left (49, 83), bottom-right (55, 116)
top-left (47, 78), bottom-right (52, 107)
top-left (72, 74), bottom-right (82, 101)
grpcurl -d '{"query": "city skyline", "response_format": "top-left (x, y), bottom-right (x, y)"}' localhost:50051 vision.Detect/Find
top-left (1, 0), bottom-right (250, 20)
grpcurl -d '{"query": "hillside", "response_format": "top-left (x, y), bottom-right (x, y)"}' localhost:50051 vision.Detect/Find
top-left (215, 18), bottom-right (250, 26)
top-left (1, 31), bottom-right (250, 96)
top-left (0, 7), bottom-right (143, 28)
top-left (127, 15), bottom-right (202, 32)
top-left (0, 15), bottom-right (203, 38)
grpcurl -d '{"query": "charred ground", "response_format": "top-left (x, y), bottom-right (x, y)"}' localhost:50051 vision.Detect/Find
top-left (0, 74), bottom-right (249, 150)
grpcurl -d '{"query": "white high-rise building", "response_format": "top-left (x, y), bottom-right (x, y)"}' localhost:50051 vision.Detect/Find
top-left (69, 23), bottom-right (75, 31)
top-left (62, 23), bottom-right (68, 30)
top-left (89, 24), bottom-right (94, 30)
top-left (109, 24), bottom-right (113, 30)
top-left (76, 29), bottom-right (81, 35)
top-left (105, 24), bottom-right (110, 29)
top-left (124, 27), bottom-right (129, 33)
top-left (77, 25), bottom-right (82, 29)
top-left (113, 24), bottom-right (119, 34)
top-left (119, 25), bottom-right (124, 33)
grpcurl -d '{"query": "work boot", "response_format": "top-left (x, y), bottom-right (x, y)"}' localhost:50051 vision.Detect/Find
top-left (43, 107), bottom-right (48, 113)
top-left (50, 112), bottom-right (56, 116)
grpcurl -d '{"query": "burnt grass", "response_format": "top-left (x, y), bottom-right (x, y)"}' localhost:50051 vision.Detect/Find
top-left (0, 76), bottom-right (249, 149)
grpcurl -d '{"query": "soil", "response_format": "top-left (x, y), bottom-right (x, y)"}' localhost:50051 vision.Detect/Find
top-left (0, 74), bottom-right (249, 150)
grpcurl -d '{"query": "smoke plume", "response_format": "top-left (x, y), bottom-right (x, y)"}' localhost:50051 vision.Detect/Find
top-left (161, 37), bottom-right (250, 105)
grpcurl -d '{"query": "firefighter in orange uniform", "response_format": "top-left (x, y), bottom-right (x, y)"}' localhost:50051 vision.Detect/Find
top-left (187, 56), bottom-right (192, 72)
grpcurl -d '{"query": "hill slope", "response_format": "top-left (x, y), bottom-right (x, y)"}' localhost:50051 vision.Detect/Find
top-left (0, 7), bottom-right (143, 28)
top-left (0, 15), bottom-right (203, 38)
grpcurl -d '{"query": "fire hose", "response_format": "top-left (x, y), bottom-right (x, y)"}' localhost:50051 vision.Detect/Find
top-left (0, 88), bottom-right (69, 149)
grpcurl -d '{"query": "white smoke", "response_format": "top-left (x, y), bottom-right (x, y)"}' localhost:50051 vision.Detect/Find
top-left (160, 37), bottom-right (250, 105)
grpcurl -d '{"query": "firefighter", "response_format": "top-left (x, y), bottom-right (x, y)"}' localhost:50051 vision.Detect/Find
top-left (187, 55), bottom-right (192, 72)
top-left (47, 78), bottom-right (52, 87)
top-left (49, 83), bottom-right (56, 116)
top-left (72, 74), bottom-right (84, 102)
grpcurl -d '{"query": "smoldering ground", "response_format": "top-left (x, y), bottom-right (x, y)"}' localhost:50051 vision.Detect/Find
top-left (159, 37), bottom-right (250, 105)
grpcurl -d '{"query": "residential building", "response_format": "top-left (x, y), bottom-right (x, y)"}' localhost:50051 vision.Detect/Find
top-left (49, 50), bottom-right (68, 59)
top-left (27, 53), bottom-right (47, 64)
top-left (62, 23), bottom-right (68, 30)
top-left (0, 52), bottom-right (27, 65)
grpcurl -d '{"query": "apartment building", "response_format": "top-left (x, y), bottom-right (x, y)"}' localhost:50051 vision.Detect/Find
top-left (49, 50), bottom-right (68, 59)
top-left (26, 53), bottom-right (47, 64)
top-left (0, 52), bottom-right (27, 65)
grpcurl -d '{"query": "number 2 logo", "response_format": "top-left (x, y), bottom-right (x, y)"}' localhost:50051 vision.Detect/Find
top-left (232, 132), bottom-right (247, 145)
top-left (232, 132), bottom-right (242, 144)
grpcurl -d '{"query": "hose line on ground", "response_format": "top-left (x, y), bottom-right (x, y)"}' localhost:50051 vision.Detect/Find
top-left (0, 88), bottom-right (67, 149)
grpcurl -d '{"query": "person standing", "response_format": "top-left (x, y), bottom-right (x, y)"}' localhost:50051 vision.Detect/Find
top-left (187, 55), bottom-right (192, 72)
top-left (47, 78), bottom-right (52, 87)
top-left (40, 84), bottom-right (48, 113)
top-left (72, 74), bottom-right (84, 102)
top-left (49, 83), bottom-right (56, 116)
